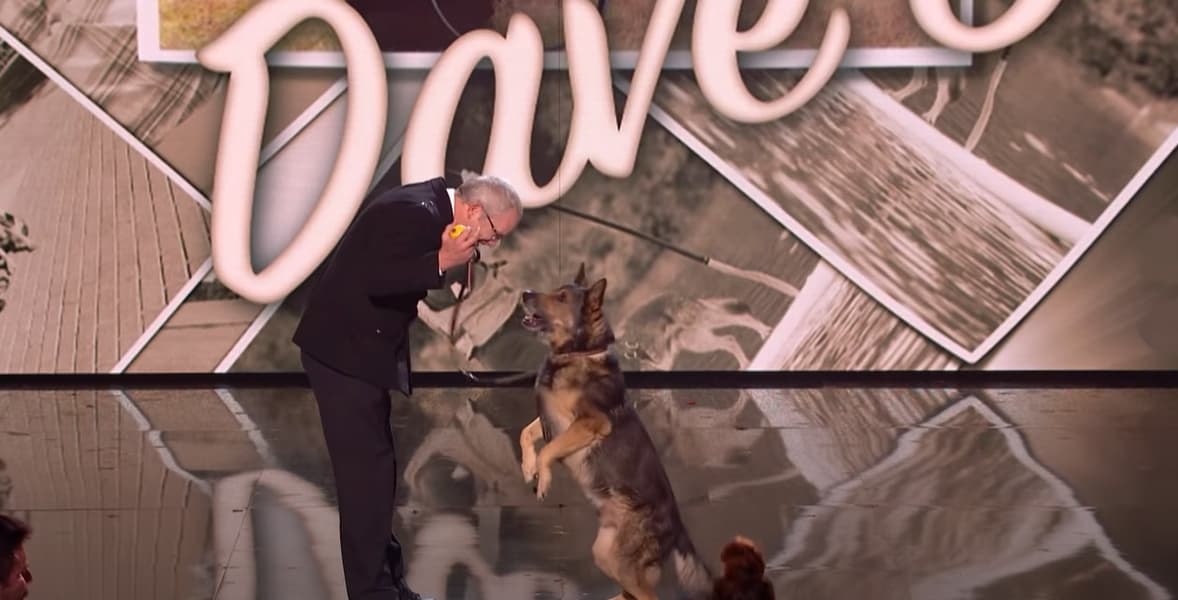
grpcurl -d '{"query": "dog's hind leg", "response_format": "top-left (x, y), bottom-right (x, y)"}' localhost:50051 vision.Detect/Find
top-left (614, 564), bottom-right (660, 600)
top-left (592, 525), bottom-right (625, 594)
top-left (593, 525), bottom-right (661, 600)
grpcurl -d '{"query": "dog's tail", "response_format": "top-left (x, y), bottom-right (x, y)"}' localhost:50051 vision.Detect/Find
top-left (712, 536), bottom-right (776, 600)
top-left (671, 532), bottom-right (714, 599)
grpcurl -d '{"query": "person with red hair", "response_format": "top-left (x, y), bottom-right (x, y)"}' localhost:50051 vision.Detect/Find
top-left (714, 536), bottom-right (776, 600)
top-left (0, 515), bottom-right (31, 600)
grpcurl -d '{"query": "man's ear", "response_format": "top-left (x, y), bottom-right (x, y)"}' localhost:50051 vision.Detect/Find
top-left (464, 202), bottom-right (481, 219)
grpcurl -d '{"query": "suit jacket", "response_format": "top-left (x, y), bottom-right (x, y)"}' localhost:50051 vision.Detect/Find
top-left (422, 260), bottom-right (473, 312)
top-left (293, 176), bottom-right (453, 393)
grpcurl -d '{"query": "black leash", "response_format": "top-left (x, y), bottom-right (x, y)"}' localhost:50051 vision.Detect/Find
top-left (447, 255), bottom-right (537, 385)
top-left (442, 199), bottom-right (798, 383)
top-left (445, 255), bottom-right (608, 386)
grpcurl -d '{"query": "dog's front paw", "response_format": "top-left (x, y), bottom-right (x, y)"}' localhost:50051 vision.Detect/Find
top-left (535, 467), bottom-right (552, 501)
top-left (521, 452), bottom-right (537, 483)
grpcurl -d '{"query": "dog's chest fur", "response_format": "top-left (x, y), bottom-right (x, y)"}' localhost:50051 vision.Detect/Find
top-left (536, 383), bottom-right (600, 493)
top-left (535, 357), bottom-right (621, 503)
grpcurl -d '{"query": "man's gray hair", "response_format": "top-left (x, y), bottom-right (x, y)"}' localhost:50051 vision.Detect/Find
top-left (456, 174), bottom-right (523, 218)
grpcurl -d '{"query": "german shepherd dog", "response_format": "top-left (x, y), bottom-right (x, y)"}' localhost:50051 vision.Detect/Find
top-left (518, 265), bottom-right (759, 600)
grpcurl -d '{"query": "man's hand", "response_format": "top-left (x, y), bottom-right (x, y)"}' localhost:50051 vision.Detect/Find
top-left (439, 223), bottom-right (477, 272)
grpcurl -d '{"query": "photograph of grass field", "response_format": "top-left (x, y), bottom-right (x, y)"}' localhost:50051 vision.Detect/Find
top-left (141, 0), bottom-right (971, 68)
top-left (642, 0), bottom-right (1178, 362)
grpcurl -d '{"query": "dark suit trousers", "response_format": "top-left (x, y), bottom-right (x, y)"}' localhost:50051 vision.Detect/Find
top-left (302, 350), bottom-right (407, 600)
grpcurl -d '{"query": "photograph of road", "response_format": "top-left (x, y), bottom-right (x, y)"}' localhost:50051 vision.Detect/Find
top-left (123, 275), bottom-right (268, 373)
top-left (0, 42), bottom-right (211, 373)
top-left (0, 0), bottom-right (345, 198)
top-left (1, 0), bottom-right (222, 147)
top-left (643, 0), bottom-right (1178, 362)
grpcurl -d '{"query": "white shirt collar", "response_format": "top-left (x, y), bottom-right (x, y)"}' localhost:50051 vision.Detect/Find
top-left (446, 188), bottom-right (456, 215)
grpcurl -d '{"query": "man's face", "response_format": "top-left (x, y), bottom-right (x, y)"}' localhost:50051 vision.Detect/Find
top-left (458, 197), bottom-right (521, 247)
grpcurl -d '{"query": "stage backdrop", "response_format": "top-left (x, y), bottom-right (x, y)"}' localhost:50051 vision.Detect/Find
top-left (0, 0), bottom-right (1175, 374)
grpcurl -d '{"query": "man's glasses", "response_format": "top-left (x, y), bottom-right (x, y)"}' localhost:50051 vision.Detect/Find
top-left (482, 212), bottom-right (502, 245)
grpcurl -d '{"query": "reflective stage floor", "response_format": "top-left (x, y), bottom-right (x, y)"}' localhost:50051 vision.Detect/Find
top-left (1, 386), bottom-right (1175, 599)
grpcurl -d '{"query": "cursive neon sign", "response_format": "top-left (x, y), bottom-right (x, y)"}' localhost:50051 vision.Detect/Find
top-left (198, 0), bottom-right (1063, 304)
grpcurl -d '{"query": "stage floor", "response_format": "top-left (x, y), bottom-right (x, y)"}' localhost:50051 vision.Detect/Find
top-left (0, 386), bottom-right (1175, 599)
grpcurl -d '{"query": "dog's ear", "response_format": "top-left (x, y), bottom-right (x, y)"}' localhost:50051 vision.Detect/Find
top-left (574, 263), bottom-right (588, 287)
top-left (587, 278), bottom-right (607, 308)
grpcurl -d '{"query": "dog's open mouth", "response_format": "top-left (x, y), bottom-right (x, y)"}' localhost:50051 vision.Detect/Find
top-left (521, 312), bottom-right (545, 331)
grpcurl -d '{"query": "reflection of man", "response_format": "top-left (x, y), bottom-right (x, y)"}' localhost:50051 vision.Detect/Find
top-left (293, 175), bottom-right (523, 600)
top-left (345, 0), bottom-right (494, 51)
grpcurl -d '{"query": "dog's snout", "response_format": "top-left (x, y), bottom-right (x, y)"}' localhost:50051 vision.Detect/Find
top-left (522, 290), bottom-right (537, 304)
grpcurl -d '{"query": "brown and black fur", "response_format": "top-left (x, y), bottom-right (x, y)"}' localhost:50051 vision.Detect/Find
top-left (518, 264), bottom-right (716, 600)
top-left (713, 537), bottom-right (775, 600)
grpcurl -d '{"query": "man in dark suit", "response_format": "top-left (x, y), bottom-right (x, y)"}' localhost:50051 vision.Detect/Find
top-left (293, 174), bottom-right (523, 600)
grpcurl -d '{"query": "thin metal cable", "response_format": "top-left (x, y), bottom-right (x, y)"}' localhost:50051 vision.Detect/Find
top-left (429, 0), bottom-right (464, 39)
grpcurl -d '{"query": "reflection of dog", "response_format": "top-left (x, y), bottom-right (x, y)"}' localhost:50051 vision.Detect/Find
top-left (517, 264), bottom-right (751, 600)
top-left (619, 295), bottom-right (773, 370)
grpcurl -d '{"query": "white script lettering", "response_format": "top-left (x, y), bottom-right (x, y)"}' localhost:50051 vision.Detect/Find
top-left (402, 0), bottom-right (687, 207)
top-left (909, 0), bottom-right (1063, 52)
top-left (202, 0), bottom-right (1063, 303)
top-left (692, 0), bottom-right (850, 122)
top-left (197, 0), bottom-right (388, 304)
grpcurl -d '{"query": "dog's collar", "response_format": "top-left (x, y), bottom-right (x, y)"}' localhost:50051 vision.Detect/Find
top-left (550, 348), bottom-right (610, 361)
